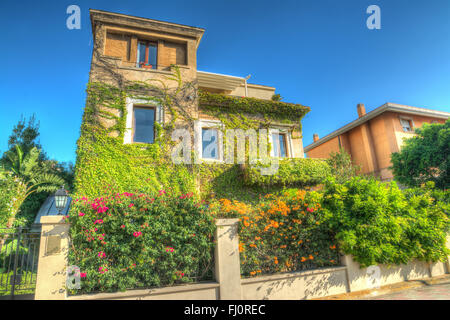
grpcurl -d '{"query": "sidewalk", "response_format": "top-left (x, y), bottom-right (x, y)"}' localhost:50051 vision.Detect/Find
top-left (314, 274), bottom-right (450, 300)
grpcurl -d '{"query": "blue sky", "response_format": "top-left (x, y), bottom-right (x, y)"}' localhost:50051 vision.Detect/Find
top-left (0, 0), bottom-right (449, 163)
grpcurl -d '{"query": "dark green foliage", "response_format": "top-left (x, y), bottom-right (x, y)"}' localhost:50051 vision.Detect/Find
top-left (321, 177), bottom-right (449, 267)
top-left (391, 120), bottom-right (450, 189)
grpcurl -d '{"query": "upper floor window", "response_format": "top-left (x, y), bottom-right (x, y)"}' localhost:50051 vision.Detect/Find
top-left (400, 118), bottom-right (413, 132)
top-left (202, 128), bottom-right (219, 160)
top-left (133, 106), bottom-right (155, 143)
top-left (137, 41), bottom-right (157, 69)
top-left (272, 133), bottom-right (288, 158)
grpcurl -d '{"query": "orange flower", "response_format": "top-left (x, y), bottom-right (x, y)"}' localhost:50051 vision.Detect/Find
top-left (250, 271), bottom-right (256, 276)
top-left (255, 236), bottom-right (261, 241)
top-left (297, 240), bottom-right (303, 244)
top-left (250, 243), bottom-right (257, 248)
top-left (239, 243), bottom-right (245, 253)
top-left (280, 245), bottom-right (287, 249)
top-left (330, 245), bottom-right (336, 250)
top-left (301, 257), bottom-right (307, 262)
top-left (309, 255), bottom-right (314, 260)
top-left (274, 257), bottom-right (279, 264)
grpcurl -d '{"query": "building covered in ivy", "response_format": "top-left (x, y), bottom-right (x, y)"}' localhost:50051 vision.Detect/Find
top-left (74, 9), bottom-right (328, 201)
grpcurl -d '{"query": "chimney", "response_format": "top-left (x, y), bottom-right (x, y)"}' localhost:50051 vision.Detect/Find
top-left (357, 103), bottom-right (366, 118)
top-left (313, 133), bottom-right (319, 142)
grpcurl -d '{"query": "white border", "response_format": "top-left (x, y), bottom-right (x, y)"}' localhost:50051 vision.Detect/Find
top-left (124, 97), bottom-right (163, 144)
top-left (269, 127), bottom-right (293, 158)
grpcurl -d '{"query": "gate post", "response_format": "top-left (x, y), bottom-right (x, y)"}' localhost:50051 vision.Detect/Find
top-left (214, 219), bottom-right (242, 300)
top-left (35, 216), bottom-right (70, 300)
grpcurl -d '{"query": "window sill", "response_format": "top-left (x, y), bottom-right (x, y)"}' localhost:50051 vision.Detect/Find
top-left (199, 158), bottom-right (224, 164)
top-left (119, 66), bottom-right (173, 75)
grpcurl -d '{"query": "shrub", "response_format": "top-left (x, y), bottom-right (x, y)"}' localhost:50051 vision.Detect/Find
top-left (321, 177), bottom-right (449, 267)
top-left (327, 148), bottom-right (361, 183)
top-left (216, 190), bottom-right (340, 277)
top-left (242, 158), bottom-right (331, 188)
top-left (68, 188), bottom-right (216, 294)
top-left (0, 171), bottom-right (23, 228)
top-left (391, 120), bottom-right (450, 189)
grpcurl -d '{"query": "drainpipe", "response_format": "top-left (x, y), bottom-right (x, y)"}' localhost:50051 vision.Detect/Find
top-left (244, 74), bottom-right (251, 97)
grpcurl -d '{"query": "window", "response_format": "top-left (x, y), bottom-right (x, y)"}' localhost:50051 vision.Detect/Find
top-left (133, 107), bottom-right (155, 143)
top-left (137, 41), bottom-right (157, 69)
top-left (400, 118), bottom-right (413, 132)
top-left (272, 133), bottom-right (288, 158)
top-left (202, 128), bottom-right (219, 159)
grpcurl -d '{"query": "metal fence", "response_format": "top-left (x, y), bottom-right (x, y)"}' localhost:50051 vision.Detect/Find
top-left (0, 227), bottom-right (40, 299)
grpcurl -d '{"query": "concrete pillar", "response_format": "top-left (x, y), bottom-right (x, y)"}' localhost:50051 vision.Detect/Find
top-left (35, 216), bottom-right (70, 300)
top-left (214, 219), bottom-right (242, 300)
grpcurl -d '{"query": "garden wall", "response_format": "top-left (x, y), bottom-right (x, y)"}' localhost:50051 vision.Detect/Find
top-left (35, 216), bottom-right (450, 300)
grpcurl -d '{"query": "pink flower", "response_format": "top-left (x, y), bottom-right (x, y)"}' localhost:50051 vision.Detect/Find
top-left (133, 231), bottom-right (142, 238)
top-left (94, 219), bottom-right (104, 224)
top-left (98, 251), bottom-right (106, 258)
top-left (80, 272), bottom-right (87, 278)
top-left (128, 203), bottom-right (134, 208)
top-left (97, 206), bottom-right (109, 213)
top-left (121, 225), bottom-right (125, 229)
top-left (78, 212), bottom-right (85, 217)
top-left (306, 207), bottom-right (314, 213)
top-left (98, 266), bottom-right (108, 274)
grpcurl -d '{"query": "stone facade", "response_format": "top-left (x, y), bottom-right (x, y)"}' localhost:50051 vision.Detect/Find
top-left (88, 9), bottom-right (305, 158)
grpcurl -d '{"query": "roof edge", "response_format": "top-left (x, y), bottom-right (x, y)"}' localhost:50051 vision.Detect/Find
top-left (304, 103), bottom-right (450, 152)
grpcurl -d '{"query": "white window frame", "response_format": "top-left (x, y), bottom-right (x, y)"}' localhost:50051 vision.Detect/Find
top-left (399, 117), bottom-right (414, 133)
top-left (269, 128), bottom-right (293, 158)
top-left (194, 119), bottom-right (224, 162)
top-left (124, 97), bottom-right (163, 144)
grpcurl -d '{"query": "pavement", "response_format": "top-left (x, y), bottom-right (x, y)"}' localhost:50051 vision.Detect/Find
top-left (360, 282), bottom-right (450, 300)
top-left (315, 274), bottom-right (450, 300)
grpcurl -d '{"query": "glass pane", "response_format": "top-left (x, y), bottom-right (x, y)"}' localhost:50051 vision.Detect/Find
top-left (400, 119), bottom-right (411, 131)
top-left (272, 133), bottom-right (286, 157)
top-left (272, 133), bottom-right (280, 157)
top-left (138, 42), bottom-right (146, 65)
top-left (278, 134), bottom-right (287, 158)
top-left (148, 43), bottom-right (157, 69)
top-left (133, 108), bottom-right (155, 143)
top-left (202, 129), bottom-right (218, 159)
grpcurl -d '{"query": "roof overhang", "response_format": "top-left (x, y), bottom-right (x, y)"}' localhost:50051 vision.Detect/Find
top-left (197, 71), bottom-right (246, 91)
top-left (304, 103), bottom-right (450, 152)
top-left (90, 9), bottom-right (205, 47)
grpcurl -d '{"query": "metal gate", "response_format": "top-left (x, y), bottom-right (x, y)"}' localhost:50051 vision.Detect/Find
top-left (0, 227), bottom-right (40, 299)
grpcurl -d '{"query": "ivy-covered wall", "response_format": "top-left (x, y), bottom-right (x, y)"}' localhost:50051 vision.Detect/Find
top-left (73, 68), bottom-right (327, 203)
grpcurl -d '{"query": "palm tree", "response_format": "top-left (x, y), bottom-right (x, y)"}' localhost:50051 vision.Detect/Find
top-left (3, 145), bottom-right (64, 226)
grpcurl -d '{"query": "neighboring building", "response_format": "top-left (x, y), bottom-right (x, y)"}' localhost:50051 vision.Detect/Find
top-left (304, 103), bottom-right (450, 181)
top-left (88, 9), bottom-right (307, 160)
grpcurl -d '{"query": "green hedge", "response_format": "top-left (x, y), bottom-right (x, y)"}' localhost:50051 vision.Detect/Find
top-left (321, 177), bottom-right (450, 267)
top-left (68, 189), bottom-right (216, 294)
top-left (242, 158), bottom-right (331, 188)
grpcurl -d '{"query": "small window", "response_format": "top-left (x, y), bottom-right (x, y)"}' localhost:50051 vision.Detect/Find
top-left (272, 133), bottom-right (288, 158)
top-left (400, 119), bottom-right (413, 132)
top-left (137, 41), bottom-right (157, 69)
top-left (133, 107), bottom-right (155, 143)
top-left (202, 128), bottom-right (219, 159)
